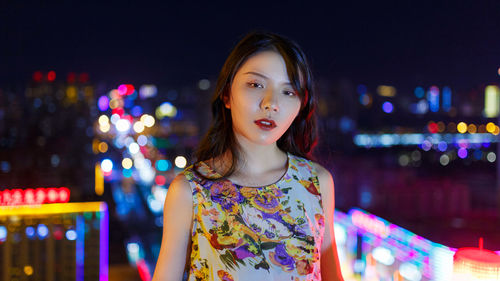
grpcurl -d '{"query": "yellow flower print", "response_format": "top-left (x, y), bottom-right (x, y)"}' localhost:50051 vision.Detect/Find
top-left (217, 270), bottom-right (234, 281)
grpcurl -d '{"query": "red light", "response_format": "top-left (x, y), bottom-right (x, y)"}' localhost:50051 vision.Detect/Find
top-left (24, 189), bottom-right (35, 204)
top-left (1, 190), bottom-right (11, 205)
top-left (12, 189), bottom-right (22, 205)
top-left (112, 107), bottom-right (125, 117)
top-left (53, 228), bottom-right (63, 240)
top-left (47, 188), bottom-right (58, 203)
top-left (67, 72), bottom-right (76, 83)
top-left (155, 175), bottom-right (166, 186)
top-left (79, 73), bottom-right (89, 83)
top-left (123, 115), bottom-right (133, 123)
top-left (427, 122), bottom-right (439, 134)
top-left (35, 188), bottom-right (46, 204)
top-left (59, 187), bottom-right (70, 203)
top-left (47, 71), bottom-right (56, 82)
top-left (33, 71), bottom-right (43, 82)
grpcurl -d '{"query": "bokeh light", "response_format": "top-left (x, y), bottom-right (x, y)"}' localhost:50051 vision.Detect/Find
top-left (382, 101), bottom-right (393, 113)
top-left (175, 156), bottom-right (187, 168)
top-left (101, 159), bottom-right (113, 173)
top-left (457, 122), bottom-right (467, 134)
top-left (487, 152), bottom-right (496, 163)
top-left (440, 154), bottom-right (450, 166)
top-left (141, 114), bottom-right (155, 127)
top-left (122, 158), bottom-right (133, 169)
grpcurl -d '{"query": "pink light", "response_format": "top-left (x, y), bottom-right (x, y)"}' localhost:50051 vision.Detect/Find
top-left (351, 210), bottom-right (389, 238)
top-left (118, 84), bottom-right (127, 95)
top-left (136, 259), bottom-right (152, 281)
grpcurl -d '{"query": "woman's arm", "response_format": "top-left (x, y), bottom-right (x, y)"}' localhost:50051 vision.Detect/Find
top-left (152, 174), bottom-right (194, 281)
top-left (314, 163), bottom-right (345, 281)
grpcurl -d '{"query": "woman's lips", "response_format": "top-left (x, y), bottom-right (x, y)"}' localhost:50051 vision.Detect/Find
top-left (254, 119), bottom-right (277, 130)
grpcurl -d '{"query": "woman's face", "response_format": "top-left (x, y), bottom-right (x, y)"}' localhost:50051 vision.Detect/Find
top-left (225, 51), bottom-right (301, 146)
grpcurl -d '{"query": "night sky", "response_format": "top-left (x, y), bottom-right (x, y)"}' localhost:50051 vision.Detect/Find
top-left (2, 1), bottom-right (499, 92)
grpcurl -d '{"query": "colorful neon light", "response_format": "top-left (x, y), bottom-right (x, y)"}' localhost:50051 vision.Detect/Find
top-left (0, 187), bottom-right (70, 206)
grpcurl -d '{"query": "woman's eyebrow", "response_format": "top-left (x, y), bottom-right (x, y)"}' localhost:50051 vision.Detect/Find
top-left (243, 71), bottom-right (292, 86)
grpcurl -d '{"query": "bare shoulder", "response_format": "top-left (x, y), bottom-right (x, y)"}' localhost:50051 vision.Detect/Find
top-left (166, 172), bottom-right (193, 202)
top-left (311, 162), bottom-right (334, 190)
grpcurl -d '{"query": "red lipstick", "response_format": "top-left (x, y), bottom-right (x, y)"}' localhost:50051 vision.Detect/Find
top-left (254, 119), bottom-right (277, 130)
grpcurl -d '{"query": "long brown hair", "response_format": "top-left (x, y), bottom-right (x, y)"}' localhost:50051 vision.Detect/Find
top-left (195, 31), bottom-right (318, 177)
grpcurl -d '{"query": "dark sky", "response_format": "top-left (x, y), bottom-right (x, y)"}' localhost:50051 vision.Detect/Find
top-left (2, 1), bottom-right (499, 92)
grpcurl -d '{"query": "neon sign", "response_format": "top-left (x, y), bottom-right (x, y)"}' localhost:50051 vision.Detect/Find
top-left (0, 187), bottom-right (70, 206)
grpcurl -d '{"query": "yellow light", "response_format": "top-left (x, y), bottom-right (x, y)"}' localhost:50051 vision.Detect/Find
top-left (457, 122), bottom-right (468, 134)
top-left (376, 85), bottom-right (397, 97)
top-left (98, 115), bottom-right (109, 126)
top-left (467, 124), bottom-right (477, 134)
top-left (122, 158), bottom-right (133, 169)
top-left (109, 99), bottom-right (119, 109)
top-left (133, 121), bottom-right (145, 133)
top-left (484, 85), bottom-right (500, 118)
top-left (141, 114), bottom-right (155, 127)
top-left (175, 156), bottom-right (187, 168)
top-left (66, 86), bottom-right (78, 103)
top-left (24, 265), bottom-right (33, 276)
top-left (0, 202), bottom-right (107, 216)
top-left (99, 123), bottom-right (110, 133)
top-left (98, 142), bottom-right (108, 153)
top-left (92, 138), bottom-right (100, 154)
top-left (494, 126), bottom-right (500, 136)
top-left (95, 163), bottom-right (104, 196)
top-left (486, 122), bottom-right (496, 133)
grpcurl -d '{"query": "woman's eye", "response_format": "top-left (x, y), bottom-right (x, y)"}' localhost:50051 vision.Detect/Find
top-left (284, 90), bottom-right (296, 96)
top-left (247, 82), bottom-right (263, 88)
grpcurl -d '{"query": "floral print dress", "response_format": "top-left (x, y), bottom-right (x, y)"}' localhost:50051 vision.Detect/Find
top-left (182, 152), bottom-right (325, 281)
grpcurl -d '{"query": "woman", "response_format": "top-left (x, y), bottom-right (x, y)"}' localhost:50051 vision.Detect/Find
top-left (153, 31), bottom-right (344, 281)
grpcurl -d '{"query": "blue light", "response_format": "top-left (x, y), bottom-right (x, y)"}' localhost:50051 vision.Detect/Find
top-left (437, 141), bottom-right (448, 152)
top-left (66, 229), bottom-right (77, 241)
top-left (122, 168), bottom-right (133, 178)
top-left (25, 226), bottom-right (36, 239)
top-left (414, 87), bottom-right (425, 98)
top-left (382, 101), bottom-right (393, 113)
top-left (37, 224), bottom-right (49, 239)
top-left (473, 150), bottom-right (483, 160)
top-left (357, 84), bottom-right (367, 95)
top-left (0, 226), bottom-right (6, 242)
top-left (442, 86), bottom-right (452, 112)
top-left (155, 159), bottom-right (171, 171)
top-left (428, 86), bottom-right (440, 112)
top-left (131, 106), bottom-right (143, 117)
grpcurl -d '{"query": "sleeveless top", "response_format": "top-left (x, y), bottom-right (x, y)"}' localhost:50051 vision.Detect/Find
top-left (181, 152), bottom-right (325, 281)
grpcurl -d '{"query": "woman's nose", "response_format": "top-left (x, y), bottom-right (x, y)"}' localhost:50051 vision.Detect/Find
top-left (261, 89), bottom-right (279, 112)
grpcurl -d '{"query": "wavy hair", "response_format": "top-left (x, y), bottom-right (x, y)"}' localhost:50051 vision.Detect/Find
top-left (194, 31), bottom-right (318, 177)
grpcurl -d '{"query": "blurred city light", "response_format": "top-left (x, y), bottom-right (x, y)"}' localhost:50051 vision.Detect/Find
top-left (174, 156), bottom-right (187, 168)
top-left (484, 85), bottom-right (500, 118)
top-left (382, 101), bottom-right (394, 113)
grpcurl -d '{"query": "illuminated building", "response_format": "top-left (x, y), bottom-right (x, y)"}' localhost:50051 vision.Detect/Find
top-left (0, 199), bottom-right (108, 281)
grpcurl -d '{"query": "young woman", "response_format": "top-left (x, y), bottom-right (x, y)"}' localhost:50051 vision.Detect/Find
top-left (153, 32), bottom-right (344, 281)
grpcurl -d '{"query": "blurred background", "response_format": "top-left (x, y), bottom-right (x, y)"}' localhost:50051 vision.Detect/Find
top-left (1, 1), bottom-right (500, 280)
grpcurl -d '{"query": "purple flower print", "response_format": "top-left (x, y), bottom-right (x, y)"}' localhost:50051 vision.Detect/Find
top-left (269, 243), bottom-right (295, 271)
top-left (210, 180), bottom-right (244, 211)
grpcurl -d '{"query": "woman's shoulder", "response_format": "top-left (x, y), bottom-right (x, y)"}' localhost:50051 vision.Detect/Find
top-left (289, 153), bottom-right (331, 177)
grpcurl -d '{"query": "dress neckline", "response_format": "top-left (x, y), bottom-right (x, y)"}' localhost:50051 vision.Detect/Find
top-left (199, 152), bottom-right (291, 188)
